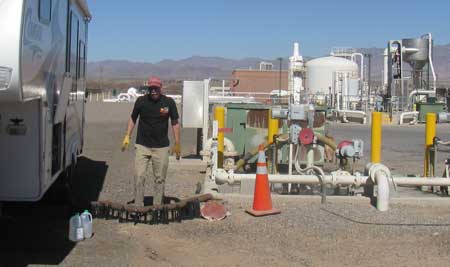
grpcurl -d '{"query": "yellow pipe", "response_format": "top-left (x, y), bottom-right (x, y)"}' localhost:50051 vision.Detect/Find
top-left (371, 112), bottom-right (382, 163)
top-left (214, 106), bottom-right (225, 168)
top-left (316, 133), bottom-right (337, 151)
top-left (424, 113), bottom-right (436, 177)
top-left (268, 109), bottom-right (279, 144)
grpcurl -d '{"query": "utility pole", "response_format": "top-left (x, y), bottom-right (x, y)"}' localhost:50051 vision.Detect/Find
top-left (364, 53), bottom-right (372, 110)
top-left (277, 57), bottom-right (283, 97)
top-left (99, 65), bottom-right (104, 91)
top-left (366, 53), bottom-right (372, 97)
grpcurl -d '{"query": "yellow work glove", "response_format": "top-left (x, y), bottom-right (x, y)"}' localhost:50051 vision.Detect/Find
top-left (121, 135), bottom-right (130, 151)
top-left (171, 142), bottom-right (181, 160)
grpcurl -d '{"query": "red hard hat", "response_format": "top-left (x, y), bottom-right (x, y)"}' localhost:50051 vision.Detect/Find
top-left (147, 76), bottom-right (162, 88)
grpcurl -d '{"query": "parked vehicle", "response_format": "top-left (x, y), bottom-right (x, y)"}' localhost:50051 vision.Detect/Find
top-left (0, 0), bottom-right (91, 202)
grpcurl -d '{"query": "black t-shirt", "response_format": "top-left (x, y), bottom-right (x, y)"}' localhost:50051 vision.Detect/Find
top-left (131, 95), bottom-right (179, 148)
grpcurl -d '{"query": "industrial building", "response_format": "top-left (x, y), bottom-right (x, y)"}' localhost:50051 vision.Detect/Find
top-left (231, 69), bottom-right (288, 94)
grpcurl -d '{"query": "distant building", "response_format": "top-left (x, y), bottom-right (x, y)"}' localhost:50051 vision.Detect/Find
top-left (231, 69), bottom-right (288, 94)
top-left (259, 61), bottom-right (274, 71)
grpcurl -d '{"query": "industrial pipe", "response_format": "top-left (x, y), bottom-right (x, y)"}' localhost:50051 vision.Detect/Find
top-left (399, 111), bottom-right (419, 125)
top-left (371, 112), bottom-right (382, 163)
top-left (288, 144), bottom-right (293, 175)
top-left (376, 172), bottom-right (389, 211)
top-left (295, 165), bottom-right (327, 204)
top-left (339, 110), bottom-right (367, 124)
top-left (214, 106), bottom-right (225, 168)
top-left (215, 169), bottom-right (450, 188)
top-left (368, 164), bottom-right (391, 211)
top-left (306, 145), bottom-right (315, 167)
top-left (429, 34), bottom-right (437, 92)
top-left (409, 90), bottom-right (435, 100)
top-left (316, 133), bottom-right (337, 151)
top-left (214, 168), bottom-right (367, 185)
top-left (438, 113), bottom-right (450, 123)
top-left (333, 72), bottom-right (366, 124)
top-left (394, 177), bottom-right (450, 186)
top-left (383, 48), bottom-right (388, 89)
top-left (421, 33), bottom-right (437, 92)
top-left (343, 73), bottom-right (349, 110)
top-left (214, 167), bottom-right (450, 212)
top-left (437, 139), bottom-right (450, 146)
top-left (351, 53), bottom-right (365, 82)
top-left (408, 90), bottom-right (434, 109)
top-left (402, 48), bottom-right (420, 54)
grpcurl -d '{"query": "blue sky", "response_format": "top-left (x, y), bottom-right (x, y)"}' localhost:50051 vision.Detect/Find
top-left (87, 0), bottom-right (450, 63)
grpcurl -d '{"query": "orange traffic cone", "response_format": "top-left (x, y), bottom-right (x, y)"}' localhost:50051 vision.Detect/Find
top-left (246, 144), bottom-right (281, 217)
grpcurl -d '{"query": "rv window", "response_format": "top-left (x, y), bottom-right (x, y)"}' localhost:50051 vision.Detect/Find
top-left (39, 0), bottom-right (52, 24)
top-left (69, 13), bottom-right (79, 100)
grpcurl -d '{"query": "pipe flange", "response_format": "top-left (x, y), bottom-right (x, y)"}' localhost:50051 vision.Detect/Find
top-left (227, 169), bottom-right (235, 185)
top-left (330, 172), bottom-right (337, 186)
top-left (214, 169), bottom-right (232, 185)
top-left (354, 172), bottom-right (362, 188)
top-left (330, 170), bottom-right (352, 186)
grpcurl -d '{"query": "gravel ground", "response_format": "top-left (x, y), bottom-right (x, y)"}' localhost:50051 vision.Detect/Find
top-left (2, 102), bottom-right (450, 267)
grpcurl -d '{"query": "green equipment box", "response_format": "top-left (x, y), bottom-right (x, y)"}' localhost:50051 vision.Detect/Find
top-left (417, 103), bottom-right (445, 122)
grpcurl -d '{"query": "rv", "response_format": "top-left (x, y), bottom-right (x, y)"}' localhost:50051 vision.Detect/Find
top-left (0, 0), bottom-right (91, 202)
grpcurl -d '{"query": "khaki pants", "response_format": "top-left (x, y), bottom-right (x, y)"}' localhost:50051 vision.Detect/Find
top-left (134, 144), bottom-right (169, 206)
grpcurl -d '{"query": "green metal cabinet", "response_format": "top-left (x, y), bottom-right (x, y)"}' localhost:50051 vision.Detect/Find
top-left (225, 103), bottom-right (270, 157)
top-left (417, 103), bottom-right (445, 123)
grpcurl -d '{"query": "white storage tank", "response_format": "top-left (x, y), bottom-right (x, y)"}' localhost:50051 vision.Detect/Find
top-left (305, 56), bottom-right (358, 95)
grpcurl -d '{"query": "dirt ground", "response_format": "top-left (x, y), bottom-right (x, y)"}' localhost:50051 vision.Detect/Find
top-left (2, 102), bottom-right (450, 267)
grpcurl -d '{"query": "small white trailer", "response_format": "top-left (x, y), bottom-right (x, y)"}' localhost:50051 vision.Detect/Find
top-left (0, 0), bottom-right (91, 202)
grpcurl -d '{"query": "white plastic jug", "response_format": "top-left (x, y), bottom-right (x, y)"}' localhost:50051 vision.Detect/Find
top-left (81, 210), bottom-right (93, 239)
top-left (69, 213), bottom-right (84, 242)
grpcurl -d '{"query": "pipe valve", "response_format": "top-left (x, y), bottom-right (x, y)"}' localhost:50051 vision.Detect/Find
top-left (299, 128), bottom-right (314, 145)
top-left (336, 139), bottom-right (364, 159)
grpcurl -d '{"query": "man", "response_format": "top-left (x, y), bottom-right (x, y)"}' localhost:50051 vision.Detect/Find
top-left (121, 76), bottom-right (180, 206)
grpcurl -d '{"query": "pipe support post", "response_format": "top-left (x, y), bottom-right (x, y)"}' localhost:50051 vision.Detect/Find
top-left (371, 112), bottom-right (382, 163)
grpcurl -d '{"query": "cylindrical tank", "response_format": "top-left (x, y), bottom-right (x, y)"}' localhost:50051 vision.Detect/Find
top-left (402, 38), bottom-right (429, 70)
top-left (306, 56), bottom-right (358, 95)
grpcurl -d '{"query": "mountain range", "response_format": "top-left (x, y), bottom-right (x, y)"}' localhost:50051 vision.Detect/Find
top-left (87, 44), bottom-right (450, 85)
